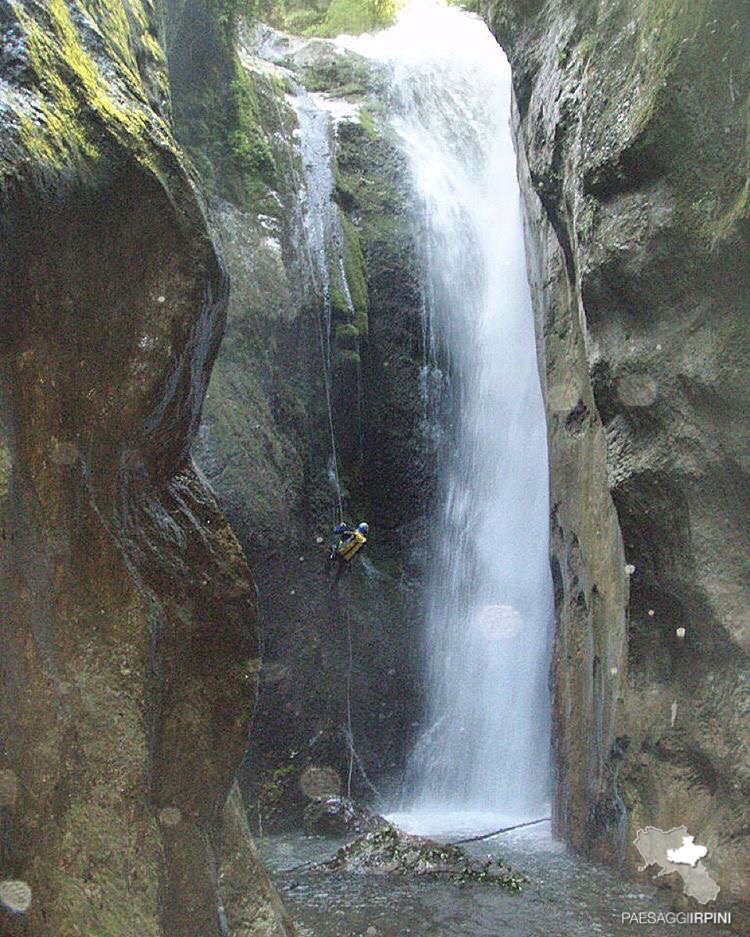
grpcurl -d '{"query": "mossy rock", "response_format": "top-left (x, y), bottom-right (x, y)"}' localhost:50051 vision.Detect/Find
top-left (273, 0), bottom-right (397, 39)
top-left (168, 0), bottom-right (278, 211)
top-left (283, 41), bottom-right (373, 96)
top-left (330, 284), bottom-right (351, 322)
top-left (335, 348), bottom-right (361, 367)
top-left (335, 322), bottom-right (360, 348)
top-left (324, 824), bottom-right (527, 890)
top-left (303, 796), bottom-right (387, 836)
top-left (341, 214), bottom-right (369, 334)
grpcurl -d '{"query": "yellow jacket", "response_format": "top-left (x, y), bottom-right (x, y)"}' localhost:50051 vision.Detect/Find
top-left (336, 530), bottom-right (367, 561)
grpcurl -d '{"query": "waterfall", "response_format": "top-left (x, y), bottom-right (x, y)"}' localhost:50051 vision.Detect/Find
top-left (344, 1), bottom-right (554, 833)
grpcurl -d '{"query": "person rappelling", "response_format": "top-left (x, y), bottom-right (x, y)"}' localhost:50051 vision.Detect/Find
top-left (327, 521), bottom-right (368, 577)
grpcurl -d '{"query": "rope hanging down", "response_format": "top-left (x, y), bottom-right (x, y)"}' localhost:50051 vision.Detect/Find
top-left (345, 578), bottom-right (354, 799)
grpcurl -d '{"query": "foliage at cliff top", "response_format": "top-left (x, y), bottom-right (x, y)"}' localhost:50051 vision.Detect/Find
top-left (251, 0), bottom-right (399, 37)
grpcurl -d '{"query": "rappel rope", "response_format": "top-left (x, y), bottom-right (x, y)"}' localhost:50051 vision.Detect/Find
top-left (447, 816), bottom-right (551, 846)
top-left (345, 577), bottom-right (354, 799)
top-left (278, 815), bottom-right (552, 876)
top-left (341, 575), bottom-right (383, 801)
top-left (269, 81), bottom-right (344, 526)
top-left (270, 77), bottom-right (375, 804)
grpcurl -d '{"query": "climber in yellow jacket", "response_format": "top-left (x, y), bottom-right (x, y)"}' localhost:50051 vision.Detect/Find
top-left (328, 521), bottom-right (368, 571)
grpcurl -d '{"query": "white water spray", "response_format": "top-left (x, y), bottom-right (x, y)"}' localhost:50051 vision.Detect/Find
top-left (344, 1), bottom-right (554, 835)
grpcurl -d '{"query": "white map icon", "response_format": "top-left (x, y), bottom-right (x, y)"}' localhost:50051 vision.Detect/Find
top-left (667, 835), bottom-right (708, 868)
top-left (633, 826), bottom-right (720, 905)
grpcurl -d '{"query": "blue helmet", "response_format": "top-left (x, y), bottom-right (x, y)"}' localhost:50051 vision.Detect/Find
top-left (357, 522), bottom-right (369, 535)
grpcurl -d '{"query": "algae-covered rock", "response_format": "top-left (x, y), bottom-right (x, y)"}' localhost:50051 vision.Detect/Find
top-left (482, 0), bottom-right (750, 923)
top-left (0, 2), bottom-right (288, 935)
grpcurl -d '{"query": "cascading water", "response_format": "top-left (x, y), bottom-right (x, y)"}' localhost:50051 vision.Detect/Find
top-left (344, 1), bottom-right (554, 833)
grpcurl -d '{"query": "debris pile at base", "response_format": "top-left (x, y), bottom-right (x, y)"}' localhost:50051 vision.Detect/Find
top-left (322, 824), bottom-right (527, 891)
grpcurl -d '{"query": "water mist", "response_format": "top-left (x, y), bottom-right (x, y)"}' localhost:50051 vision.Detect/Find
top-left (345, 0), bottom-right (554, 835)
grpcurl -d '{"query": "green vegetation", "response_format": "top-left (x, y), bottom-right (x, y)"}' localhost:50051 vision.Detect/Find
top-left (335, 348), bottom-right (362, 366)
top-left (253, 0), bottom-right (398, 37)
top-left (10, 0), bottom-right (167, 175)
top-left (330, 284), bottom-right (351, 323)
top-left (167, 0), bottom-right (276, 210)
top-left (256, 750), bottom-right (299, 826)
top-left (358, 105), bottom-right (378, 138)
top-left (335, 323), bottom-right (361, 347)
top-left (332, 826), bottom-right (527, 890)
top-left (341, 216), bottom-right (370, 335)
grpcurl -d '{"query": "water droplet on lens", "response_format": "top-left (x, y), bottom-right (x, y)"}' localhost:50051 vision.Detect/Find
top-left (300, 766), bottom-right (341, 800)
top-left (616, 373), bottom-right (658, 408)
top-left (477, 604), bottom-right (522, 638)
top-left (159, 807), bottom-right (182, 827)
top-left (0, 880), bottom-right (32, 913)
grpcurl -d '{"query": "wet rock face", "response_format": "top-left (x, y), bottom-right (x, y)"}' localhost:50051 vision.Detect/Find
top-left (0, 2), bottom-right (289, 935)
top-left (483, 0), bottom-right (750, 920)
top-left (193, 32), bottom-right (426, 821)
top-left (302, 796), bottom-right (387, 836)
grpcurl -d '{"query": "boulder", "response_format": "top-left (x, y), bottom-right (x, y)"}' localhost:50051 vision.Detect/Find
top-left (303, 796), bottom-right (388, 836)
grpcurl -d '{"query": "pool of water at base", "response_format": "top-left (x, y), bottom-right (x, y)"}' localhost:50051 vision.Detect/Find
top-left (257, 821), bottom-right (734, 937)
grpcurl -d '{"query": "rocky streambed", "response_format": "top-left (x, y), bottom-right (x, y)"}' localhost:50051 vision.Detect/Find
top-left (259, 823), bottom-right (735, 937)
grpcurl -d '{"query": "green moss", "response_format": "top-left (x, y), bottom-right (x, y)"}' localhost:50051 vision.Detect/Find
top-left (576, 30), bottom-right (597, 64)
top-left (358, 104), bottom-right (377, 138)
top-left (256, 750), bottom-right (300, 825)
top-left (330, 285), bottom-right (350, 322)
top-left (223, 73), bottom-right (276, 207)
top-left (334, 163), bottom-right (356, 205)
top-left (168, 0), bottom-right (277, 210)
top-left (13, 0), bottom-right (165, 174)
top-left (341, 215), bottom-right (370, 336)
top-left (335, 323), bottom-right (360, 350)
top-left (335, 348), bottom-right (361, 367)
top-left (317, 0), bottom-right (396, 36)
top-left (270, 0), bottom-right (397, 37)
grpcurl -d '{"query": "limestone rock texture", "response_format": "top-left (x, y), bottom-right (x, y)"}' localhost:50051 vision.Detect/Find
top-left (0, 2), bottom-right (291, 935)
top-left (482, 0), bottom-right (750, 922)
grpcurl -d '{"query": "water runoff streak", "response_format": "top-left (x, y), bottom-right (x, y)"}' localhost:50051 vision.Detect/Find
top-left (345, 1), bottom-right (554, 836)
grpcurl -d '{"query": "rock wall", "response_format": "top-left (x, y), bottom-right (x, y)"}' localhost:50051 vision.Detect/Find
top-left (0, 2), bottom-right (290, 935)
top-left (483, 0), bottom-right (750, 921)
top-left (192, 32), bottom-right (428, 823)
